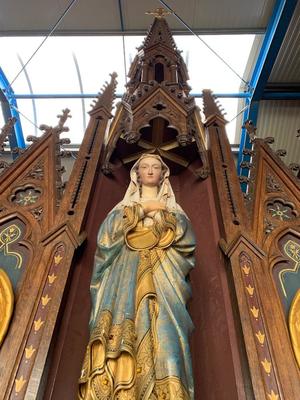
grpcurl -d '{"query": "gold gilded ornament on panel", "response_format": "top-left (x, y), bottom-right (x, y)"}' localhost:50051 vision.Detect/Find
top-left (255, 331), bottom-right (265, 345)
top-left (0, 224), bottom-right (22, 268)
top-left (279, 240), bottom-right (300, 297)
top-left (267, 390), bottom-right (279, 400)
top-left (25, 345), bottom-right (36, 360)
top-left (289, 288), bottom-right (300, 369)
top-left (250, 306), bottom-right (259, 319)
top-left (0, 268), bottom-right (14, 346)
top-left (15, 375), bottom-right (26, 393)
top-left (34, 318), bottom-right (44, 332)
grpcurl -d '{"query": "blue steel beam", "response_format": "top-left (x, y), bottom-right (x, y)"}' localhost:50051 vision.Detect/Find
top-left (14, 91), bottom-right (300, 100)
top-left (0, 67), bottom-right (25, 148)
top-left (13, 92), bottom-right (252, 99)
top-left (238, 0), bottom-right (298, 182)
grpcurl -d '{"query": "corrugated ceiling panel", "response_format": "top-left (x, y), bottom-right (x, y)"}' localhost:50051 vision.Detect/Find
top-left (257, 100), bottom-right (300, 168)
top-left (269, 0), bottom-right (300, 82)
top-left (124, 0), bottom-right (274, 32)
top-left (0, 0), bottom-right (275, 35)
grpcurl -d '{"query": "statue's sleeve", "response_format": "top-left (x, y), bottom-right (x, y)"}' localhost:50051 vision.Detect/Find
top-left (90, 205), bottom-right (143, 300)
top-left (171, 211), bottom-right (196, 264)
top-left (90, 209), bottom-right (125, 293)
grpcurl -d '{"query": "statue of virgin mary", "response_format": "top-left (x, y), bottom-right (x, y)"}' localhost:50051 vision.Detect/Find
top-left (78, 154), bottom-right (196, 400)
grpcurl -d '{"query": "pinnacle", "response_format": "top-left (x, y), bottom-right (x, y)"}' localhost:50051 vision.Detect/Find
top-left (90, 72), bottom-right (118, 115)
top-left (142, 17), bottom-right (178, 52)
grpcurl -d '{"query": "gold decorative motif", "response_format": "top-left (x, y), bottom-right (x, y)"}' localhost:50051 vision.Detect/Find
top-left (54, 254), bottom-right (63, 265)
top-left (15, 375), bottom-right (26, 393)
top-left (279, 240), bottom-right (300, 297)
top-left (267, 199), bottom-right (297, 221)
top-left (25, 345), bottom-right (36, 359)
top-left (267, 390), bottom-right (279, 400)
top-left (145, 7), bottom-right (172, 18)
top-left (34, 318), bottom-right (44, 332)
top-left (242, 264), bottom-right (250, 275)
top-left (255, 331), bottom-right (265, 345)
top-left (155, 376), bottom-right (189, 399)
top-left (0, 269), bottom-right (14, 346)
top-left (0, 224), bottom-right (22, 268)
top-left (41, 294), bottom-right (51, 307)
top-left (11, 186), bottom-right (41, 206)
top-left (246, 284), bottom-right (254, 296)
top-left (48, 273), bottom-right (57, 284)
top-left (261, 358), bottom-right (272, 374)
top-left (250, 306), bottom-right (259, 319)
top-left (289, 288), bottom-right (300, 369)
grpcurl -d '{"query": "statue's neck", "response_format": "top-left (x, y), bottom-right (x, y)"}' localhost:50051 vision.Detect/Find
top-left (141, 185), bottom-right (158, 199)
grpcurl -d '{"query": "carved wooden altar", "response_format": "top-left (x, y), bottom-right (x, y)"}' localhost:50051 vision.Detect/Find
top-left (0, 12), bottom-right (299, 400)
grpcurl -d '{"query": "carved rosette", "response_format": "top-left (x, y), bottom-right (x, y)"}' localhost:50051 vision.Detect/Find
top-left (10, 185), bottom-right (42, 207)
top-left (239, 252), bottom-right (281, 399)
top-left (12, 244), bottom-right (65, 397)
top-left (266, 198), bottom-right (298, 222)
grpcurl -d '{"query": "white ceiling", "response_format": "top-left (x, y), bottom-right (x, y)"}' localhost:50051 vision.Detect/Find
top-left (0, 0), bottom-right (275, 35)
top-left (0, 0), bottom-right (299, 166)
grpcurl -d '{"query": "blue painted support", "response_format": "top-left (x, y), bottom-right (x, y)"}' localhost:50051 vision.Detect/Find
top-left (250, 0), bottom-right (298, 101)
top-left (0, 67), bottom-right (25, 149)
top-left (13, 92), bottom-right (252, 99)
top-left (238, 0), bottom-right (298, 186)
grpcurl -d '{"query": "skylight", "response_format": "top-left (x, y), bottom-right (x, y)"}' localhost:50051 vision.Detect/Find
top-left (0, 34), bottom-right (256, 145)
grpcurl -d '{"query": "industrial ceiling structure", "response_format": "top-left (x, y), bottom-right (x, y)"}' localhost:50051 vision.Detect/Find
top-left (0, 0), bottom-right (299, 174)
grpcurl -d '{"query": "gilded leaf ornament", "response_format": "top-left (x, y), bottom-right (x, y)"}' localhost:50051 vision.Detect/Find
top-left (34, 318), bottom-right (44, 332)
top-left (0, 224), bottom-right (22, 269)
top-left (0, 268), bottom-right (14, 347)
top-left (15, 375), bottom-right (26, 393)
top-left (25, 345), bottom-right (36, 360)
top-left (246, 284), bottom-right (254, 296)
top-left (42, 294), bottom-right (51, 307)
top-left (279, 240), bottom-right (300, 298)
top-left (261, 358), bottom-right (272, 374)
top-left (255, 331), bottom-right (265, 345)
top-left (48, 273), bottom-right (57, 284)
top-left (54, 254), bottom-right (63, 265)
top-left (267, 390), bottom-right (279, 400)
top-left (242, 264), bottom-right (251, 275)
top-left (250, 306), bottom-right (259, 319)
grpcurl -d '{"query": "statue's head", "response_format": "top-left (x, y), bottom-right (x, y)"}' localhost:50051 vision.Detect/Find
top-left (134, 154), bottom-right (168, 188)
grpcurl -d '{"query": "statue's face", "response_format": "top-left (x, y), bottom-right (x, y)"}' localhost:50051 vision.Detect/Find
top-left (138, 157), bottom-right (162, 187)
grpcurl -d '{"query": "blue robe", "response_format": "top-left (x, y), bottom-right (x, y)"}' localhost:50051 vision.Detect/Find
top-left (79, 204), bottom-right (196, 399)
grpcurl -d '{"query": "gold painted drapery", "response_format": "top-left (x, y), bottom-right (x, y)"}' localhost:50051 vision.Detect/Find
top-left (79, 155), bottom-right (195, 399)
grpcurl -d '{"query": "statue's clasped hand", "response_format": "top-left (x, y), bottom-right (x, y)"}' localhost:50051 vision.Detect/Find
top-left (141, 200), bottom-right (166, 216)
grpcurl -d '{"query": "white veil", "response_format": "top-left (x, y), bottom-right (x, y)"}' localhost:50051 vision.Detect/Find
top-left (113, 153), bottom-right (185, 214)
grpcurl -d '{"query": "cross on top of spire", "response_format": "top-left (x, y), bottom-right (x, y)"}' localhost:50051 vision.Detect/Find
top-left (145, 7), bottom-right (172, 19)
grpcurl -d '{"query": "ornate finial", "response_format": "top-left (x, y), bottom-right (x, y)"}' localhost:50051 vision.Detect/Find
top-left (57, 108), bottom-right (71, 132)
top-left (146, 7), bottom-right (172, 18)
top-left (90, 72), bottom-right (118, 116)
top-left (39, 108), bottom-right (71, 136)
top-left (264, 137), bottom-right (275, 144)
top-left (275, 149), bottom-right (287, 157)
top-left (0, 117), bottom-right (16, 152)
top-left (243, 119), bottom-right (257, 142)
